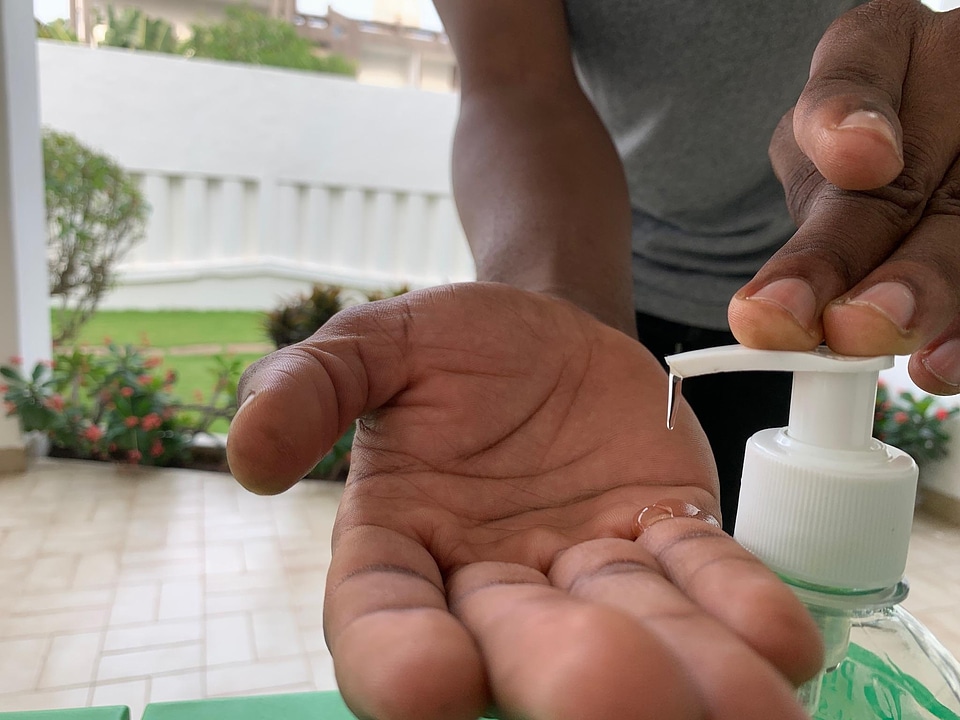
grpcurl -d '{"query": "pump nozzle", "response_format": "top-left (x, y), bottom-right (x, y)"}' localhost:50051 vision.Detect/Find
top-left (666, 345), bottom-right (893, 450)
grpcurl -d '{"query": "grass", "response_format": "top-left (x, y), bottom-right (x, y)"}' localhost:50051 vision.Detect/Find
top-left (53, 310), bottom-right (273, 435)
top-left (56, 310), bottom-right (270, 349)
top-left (162, 353), bottom-right (265, 434)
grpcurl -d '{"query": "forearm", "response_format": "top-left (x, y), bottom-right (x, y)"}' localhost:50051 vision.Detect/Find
top-left (452, 86), bottom-right (636, 336)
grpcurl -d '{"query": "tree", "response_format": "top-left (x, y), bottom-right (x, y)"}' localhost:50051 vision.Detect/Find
top-left (44, 130), bottom-right (149, 344)
top-left (35, 18), bottom-right (78, 42)
top-left (182, 5), bottom-right (355, 76)
top-left (100, 6), bottom-right (179, 54)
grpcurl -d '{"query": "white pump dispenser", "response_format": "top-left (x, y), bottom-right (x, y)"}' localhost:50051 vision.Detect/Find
top-left (665, 344), bottom-right (917, 593)
top-left (665, 344), bottom-right (929, 715)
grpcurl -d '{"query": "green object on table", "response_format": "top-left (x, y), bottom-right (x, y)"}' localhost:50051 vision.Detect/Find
top-left (0, 708), bottom-right (129, 720)
top-left (141, 691), bottom-right (499, 720)
top-left (141, 692), bottom-right (356, 720)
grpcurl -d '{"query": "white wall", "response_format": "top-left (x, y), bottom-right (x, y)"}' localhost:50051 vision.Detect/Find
top-left (37, 41), bottom-right (472, 310)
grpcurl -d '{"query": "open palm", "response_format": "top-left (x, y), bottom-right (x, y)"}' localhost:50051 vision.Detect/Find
top-left (228, 283), bottom-right (821, 720)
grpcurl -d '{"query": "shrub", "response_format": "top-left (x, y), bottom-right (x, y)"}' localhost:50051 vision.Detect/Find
top-left (45, 129), bottom-right (148, 344)
top-left (263, 284), bottom-right (346, 349)
top-left (264, 283), bottom-right (410, 349)
top-left (1, 345), bottom-right (237, 467)
top-left (875, 382), bottom-right (959, 466)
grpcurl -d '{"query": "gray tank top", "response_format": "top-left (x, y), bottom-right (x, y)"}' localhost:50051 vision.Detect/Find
top-left (563, 0), bottom-right (862, 330)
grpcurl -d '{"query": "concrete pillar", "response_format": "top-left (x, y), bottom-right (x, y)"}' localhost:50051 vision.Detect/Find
top-left (0, 4), bottom-right (54, 473)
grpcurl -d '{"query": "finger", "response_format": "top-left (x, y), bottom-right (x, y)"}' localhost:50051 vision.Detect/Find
top-left (447, 562), bottom-right (700, 720)
top-left (550, 538), bottom-right (811, 719)
top-left (733, 130), bottom-right (960, 355)
top-left (910, 313), bottom-right (960, 396)
top-left (824, 206), bottom-right (960, 358)
top-left (791, 0), bottom-right (921, 190)
top-left (632, 518), bottom-right (824, 685)
top-left (226, 297), bottom-right (411, 495)
top-left (324, 524), bottom-right (487, 720)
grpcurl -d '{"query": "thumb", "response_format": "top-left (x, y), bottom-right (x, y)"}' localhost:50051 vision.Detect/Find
top-left (792, 0), bottom-right (916, 191)
top-left (226, 300), bottom-right (410, 496)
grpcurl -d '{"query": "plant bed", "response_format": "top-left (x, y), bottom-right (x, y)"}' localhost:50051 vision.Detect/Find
top-left (2, 346), bottom-right (350, 482)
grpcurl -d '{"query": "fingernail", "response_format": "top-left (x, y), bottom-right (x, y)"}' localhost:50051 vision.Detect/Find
top-left (846, 282), bottom-right (915, 333)
top-left (633, 499), bottom-right (721, 538)
top-left (234, 390), bottom-right (255, 418)
top-left (836, 110), bottom-right (901, 157)
top-left (922, 339), bottom-right (960, 388)
top-left (748, 278), bottom-right (818, 331)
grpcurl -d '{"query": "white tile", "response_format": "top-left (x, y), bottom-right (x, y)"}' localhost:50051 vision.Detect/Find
top-left (206, 614), bottom-right (254, 666)
top-left (251, 609), bottom-right (302, 660)
top-left (91, 678), bottom-right (148, 720)
top-left (38, 631), bottom-right (101, 689)
top-left (109, 583), bottom-right (160, 625)
top-left (97, 643), bottom-right (203, 682)
top-left (158, 578), bottom-right (203, 620)
top-left (24, 555), bottom-right (78, 592)
top-left (103, 619), bottom-right (202, 652)
top-left (0, 637), bottom-right (48, 693)
top-left (205, 656), bottom-right (312, 696)
top-left (149, 670), bottom-right (203, 703)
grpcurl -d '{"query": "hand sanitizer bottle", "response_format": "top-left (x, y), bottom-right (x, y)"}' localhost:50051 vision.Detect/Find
top-left (665, 345), bottom-right (960, 719)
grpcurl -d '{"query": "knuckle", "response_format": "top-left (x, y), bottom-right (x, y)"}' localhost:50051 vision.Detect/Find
top-left (927, 176), bottom-right (960, 218)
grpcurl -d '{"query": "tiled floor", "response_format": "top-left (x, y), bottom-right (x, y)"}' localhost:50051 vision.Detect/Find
top-left (0, 460), bottom-right (958, 718)
top-left (0, 460), bottom-right (341, 718)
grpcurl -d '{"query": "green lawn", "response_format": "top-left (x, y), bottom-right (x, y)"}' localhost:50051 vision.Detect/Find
top-left (56, 310), bottom-right (270, 349)
top-left (53, 310), bottom-right (274, 435)
top-left (163, 353), bottom-right (265, 434)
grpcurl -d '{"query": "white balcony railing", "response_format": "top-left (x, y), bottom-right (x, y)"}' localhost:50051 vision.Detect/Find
top-left (37, 41), bottom-right (473, 310)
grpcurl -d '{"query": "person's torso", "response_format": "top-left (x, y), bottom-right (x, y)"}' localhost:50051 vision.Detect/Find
top-left (563, 0), bottom-right (861, 328)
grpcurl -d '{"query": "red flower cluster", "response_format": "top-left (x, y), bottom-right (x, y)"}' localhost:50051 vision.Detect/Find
top-left (83, 425), bottom-right (104, 442)
top-left (141, 413), bottom-right (162, 431)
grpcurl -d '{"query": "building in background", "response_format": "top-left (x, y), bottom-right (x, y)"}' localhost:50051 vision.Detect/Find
top-left (294, 8), bottom-right (456, 92)
top-left (64, 0), bottom-right (458, 91)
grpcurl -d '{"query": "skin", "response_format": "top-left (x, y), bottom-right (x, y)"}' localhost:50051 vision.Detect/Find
top-left (228, 0), bottom-right (960, 717)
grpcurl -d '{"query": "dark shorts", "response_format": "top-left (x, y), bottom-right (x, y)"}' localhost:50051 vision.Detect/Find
top-left (636, 311), bottom-right (793, 534)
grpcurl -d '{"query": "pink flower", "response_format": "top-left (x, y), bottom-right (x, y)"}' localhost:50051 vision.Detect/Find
top-left (44, 394), bottom-right (65, 411)
top-left (120, 387), bottom-right (135, 398)
top-left (138, 375), bottom-right (152, 385)
top-left (141, 413), bottom-right (162, 431)
top-left (127, 449), bottom-right (142, 464)
top-left (0, 384), bottom-right (8, 394)
top-left (894, 411), bottom-right (909, 424)
top-left (165, 369), bottom-right (177, 383)
top-left (935, 408), bottom-right (951, 422)
top-left (8, 356), bottom-right (22, 366)
top-left (150, 439), bottom-right (164, 458)
top-left (40, 359), bottom-right (55, 368)
top-left (83, 425), bottom-right (104, 442)
top-left (144, 356), bottom-right (163, 368)
top-left (124, 416), bottom-right (139, 428)
top-left (3, 401), bottom-right (15, 415)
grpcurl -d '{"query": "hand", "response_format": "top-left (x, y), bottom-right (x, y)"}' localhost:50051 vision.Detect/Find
top-left (729, 0), bottom-right (960, 395)
top-left (228, 284), bottom-right (821, 720)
